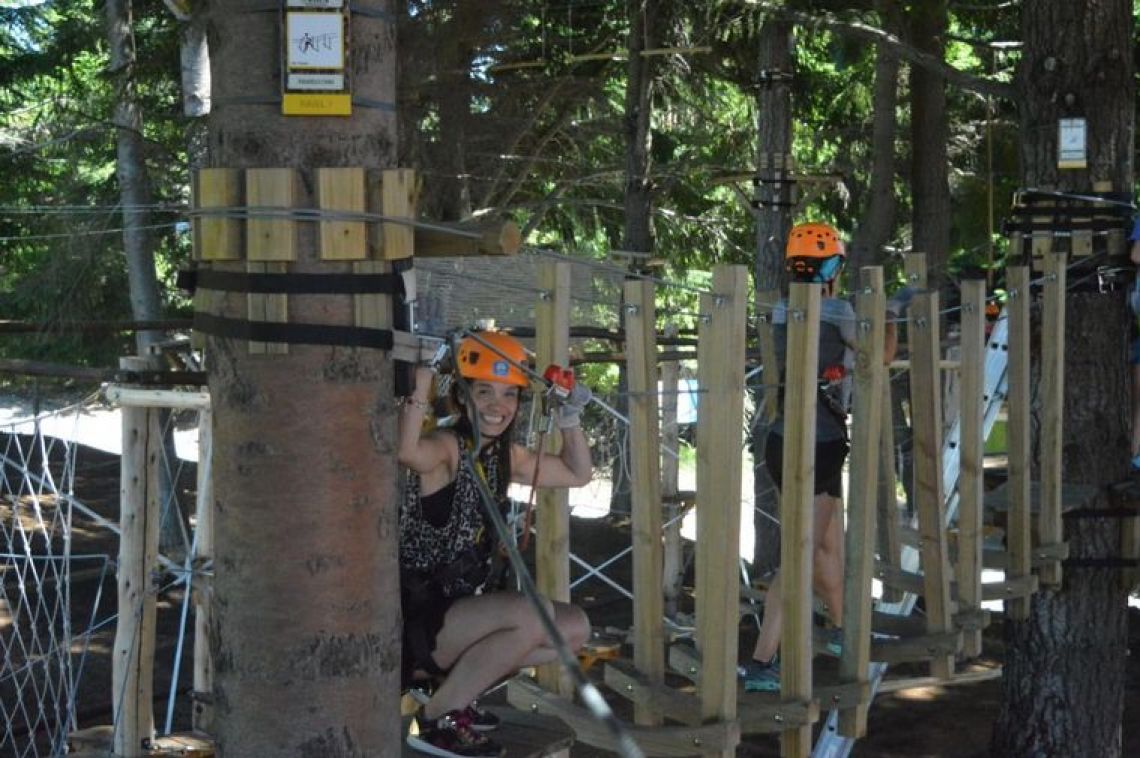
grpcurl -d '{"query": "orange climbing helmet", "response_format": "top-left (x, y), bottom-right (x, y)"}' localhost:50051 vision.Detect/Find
top-left (456, 331), bottom-right (530, 387)
top-left (786, 222), bottom-right (845, 283)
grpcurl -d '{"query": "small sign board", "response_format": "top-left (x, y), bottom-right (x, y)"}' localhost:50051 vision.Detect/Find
top-left (282, 3), bottom-right (350, 116)
top-left (1058, 118), bottom-right (1087, 169)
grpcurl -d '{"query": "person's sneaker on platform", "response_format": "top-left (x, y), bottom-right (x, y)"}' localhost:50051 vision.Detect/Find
top-left (738, 656), bottom-right (781, 693)
top-left (407, 707), bottom-right (505, 758)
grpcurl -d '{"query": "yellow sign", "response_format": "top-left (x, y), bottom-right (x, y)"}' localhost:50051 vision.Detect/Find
top-left (282, 93), bottom-right (352, 116)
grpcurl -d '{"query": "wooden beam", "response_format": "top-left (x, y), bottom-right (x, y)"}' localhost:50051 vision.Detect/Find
top-left (413, 220), bottom-right (522, 258)
top-left (317, 167), bottom-right (366, 260)
top-left (1005, 266), bottom-right (1032, 620)
top-left (956, 280), bottom-right (986, 657)
top-left (908, 292), bottom-right (955, 679)
top-left (193, 168), bottom-right (241, 261)
top-left (380, 168), bottom-right (417, 261)
top-left (624, 279), bottom-right (664, 726)
top-left (245, 168), bottom-right (297, 262)
top-left (838, 267), bottom-right (886, 738)
top-left (192, 408), bottom-right (214, 733)
top-left (660, 339), bottom-right (683, 618)
top-left (778, 283), bottom-right (821, 757)
top-left (535, 260), bottom-right (572, 697)
top-left (507, 677), bottom-right (740, 757)
top-left (695, 265), bottom-right (748, 756)
top-left (604, 661), bottom-right (701, 726)
top-left (113, 358), bottom-right (159, 755)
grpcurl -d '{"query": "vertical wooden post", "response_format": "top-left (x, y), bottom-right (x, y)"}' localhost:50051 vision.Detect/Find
top-left (660, 335), bottom-right (682, 618)
top-left (1005, 266), bottom-right (1032, 620)
top-left (838, 268), bottom-right (886, 738)
top-left (316, 167), bottom-right (367, 261)
top-left (624, 279), bottom-right (664, 726)
top-left (695, 265), bottom-right (747, 757)
top-left (957, 280), bottom-right (986, 657)
top-left (777, 283), bottom-right (820, 758)
top-left (1039, 253), bottom-right (1067, 588)
top-left (192, 407), bottom-right (215, 734)
top-left (876, 379), bottom-right (903, 602)
top-left (908, 293), bottom-right (955, 679)
top-left (113, 359), bottom-right (159, 757)
top-left (192, 168), bottom-right (242, 262)
top-left (535, 260), bottom-right (572, 696)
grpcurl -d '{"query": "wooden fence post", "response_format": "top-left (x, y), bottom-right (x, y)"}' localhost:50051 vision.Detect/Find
top-left (695, 265), bottom-right (747, 757)
top-left (1039, 253), bottom-right (1067, 587)
top-left (535, 260), bottom-right (572, 696)
top-left (1005, 266), bottom-right (1032, 620)
top-left (838, 267), bottom-right (886, 737)
top-left (957, 280), bottom-right (986, 657)
top-left (624, 279), bottom-right (664, 726)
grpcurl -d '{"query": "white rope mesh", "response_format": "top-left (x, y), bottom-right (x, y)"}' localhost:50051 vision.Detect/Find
top-left (0, 405), bottom-right (85, 756)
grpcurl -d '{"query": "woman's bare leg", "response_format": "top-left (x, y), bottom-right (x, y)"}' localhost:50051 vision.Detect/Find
top-left (813, 494), bottom-right (844, 625)
top-left (423, 593), bottom-right (587, 717)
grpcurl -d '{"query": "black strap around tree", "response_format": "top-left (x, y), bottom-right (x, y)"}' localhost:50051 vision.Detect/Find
top-left (181, 268), bottom-right (401, 296)
top-left (194, 312), bottom-right (393, 350)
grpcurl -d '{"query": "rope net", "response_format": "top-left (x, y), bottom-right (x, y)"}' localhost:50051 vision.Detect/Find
top-left (0, 407), bottom-right (82, 757)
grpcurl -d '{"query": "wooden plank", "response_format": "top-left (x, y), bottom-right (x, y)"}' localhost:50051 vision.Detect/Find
top-left (604, 661), bottom-right (702, 726)
top-left (413, 220), bottom-right (522, 257)
top-left (1005, 266), bottom-right (1032, 620)
top-left (192, 409), bottom-right (214, 734)
top-left (838, 267), bottom-right (886, 738)
top-left (624, 278), bottom-right (665, 726)
top-left (507, 677), bottom-right (739, 757)
top-left (903, 253), bottom-right (928, 291)
top-left (193, 168), bottom-right (241, 261)
top-left (695, 265), bottom-right (748, 756)
top-left (246, 261), bottom-right (288, 355)
top-left (870, 631), bottom-right (962, 664)
top-left (1039, 253), bottom-right (1066, 588)
top-left (317, 167), bottom-right (366, 260)
top-left (113, 359), bottom-right (160, 756)
top-left (245, 168), bottom-right (296, 262)
top-left (956, 280), bottom-right (986, 657)
top-left (777, 282), bottom-right (820, 758)
top-left (535, 260), bottom-right (572, 696)
top-left (70, 727), bottom-right (215, 757)
top-left (876, 665), bottom-right (1002, 694)
top-left (380, 168), bottom-right (417, 260)
top-left (908, 292), bottom-right (954, 679)
top-left (877, 379), bottom-right (902, 603)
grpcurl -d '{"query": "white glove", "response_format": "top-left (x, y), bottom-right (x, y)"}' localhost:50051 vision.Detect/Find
top-left (555, 382), bottom-right (592, 429)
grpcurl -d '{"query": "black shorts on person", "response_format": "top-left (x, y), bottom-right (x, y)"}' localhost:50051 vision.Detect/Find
top-left (764, 431), bottom-right (849, 498)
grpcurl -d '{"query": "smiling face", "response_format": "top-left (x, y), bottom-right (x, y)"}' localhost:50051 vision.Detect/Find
top-left (467, 380), bottom-right (521, 440)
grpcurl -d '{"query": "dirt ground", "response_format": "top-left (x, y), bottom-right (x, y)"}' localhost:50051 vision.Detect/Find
top-left (6, 437), bottom-right (1140, 757)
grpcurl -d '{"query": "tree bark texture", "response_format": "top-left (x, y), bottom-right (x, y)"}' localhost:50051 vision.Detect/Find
top-left (847, 0), bottom-right (900, 275)
top-left (203, 2), bottom-right (401, 755)
top-left (105, 0), bottom-right (163, 356)
top-left (751, 18), bottom-right (793, 576)
top-left (994, 3), bottom-right (1134, 754)
top-left (993, 294), bottom-right (1131, 757)
top-left (907, 0), bottom-right (950, 294)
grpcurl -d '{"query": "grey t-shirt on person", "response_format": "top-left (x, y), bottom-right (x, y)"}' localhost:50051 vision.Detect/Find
top-left (767, 296), bottom-right (857, 443)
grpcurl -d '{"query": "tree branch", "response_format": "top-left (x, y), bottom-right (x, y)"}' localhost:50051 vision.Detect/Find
top-left (741, 0), bottom-right (1018, 102)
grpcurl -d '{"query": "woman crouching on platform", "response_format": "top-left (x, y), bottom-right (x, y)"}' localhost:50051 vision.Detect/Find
top-left (398, 330), bottom-right (593, 758)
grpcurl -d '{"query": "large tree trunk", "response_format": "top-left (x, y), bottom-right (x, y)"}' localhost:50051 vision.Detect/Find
top-left (907, 0), bottom-right (950, 294)
top-left (203, 2), bottom-right (401, 754)
top-left (611, 0), bottom-right (658, 517)
top-left (750, 18), bottom-right (793, 576)
top-left (992, 2), bottom-right (1134, 755)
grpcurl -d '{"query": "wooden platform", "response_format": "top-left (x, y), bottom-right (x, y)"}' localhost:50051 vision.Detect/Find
top-left (69, 711), bottom-right (573, 758)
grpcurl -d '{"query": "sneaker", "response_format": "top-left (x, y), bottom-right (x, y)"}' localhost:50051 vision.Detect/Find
top-left (823, 626), bottom-right (844, 657)
top-left (463, 701), bottom-right (501, 732)
top-left (407, 708), bottom-right (505, 758)
top-left (738, 657), bottom-right (781, 693)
